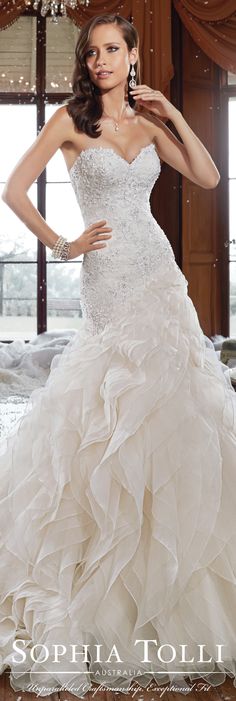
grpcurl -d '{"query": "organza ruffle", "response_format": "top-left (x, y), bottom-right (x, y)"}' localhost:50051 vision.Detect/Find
top-left (0, 261), bottom-right (236, 697)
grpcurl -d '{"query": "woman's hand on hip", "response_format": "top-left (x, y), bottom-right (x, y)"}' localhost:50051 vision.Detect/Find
top-left (68, 220), bottom-right (112, 259)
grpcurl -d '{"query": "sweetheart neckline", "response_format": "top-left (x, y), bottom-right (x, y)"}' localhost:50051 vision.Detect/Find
top-left (69, 142), bottom-right (159, 175)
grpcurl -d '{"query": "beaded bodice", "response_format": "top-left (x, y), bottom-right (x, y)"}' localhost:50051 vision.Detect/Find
top-left (69, 143), bottom-right (176, 334)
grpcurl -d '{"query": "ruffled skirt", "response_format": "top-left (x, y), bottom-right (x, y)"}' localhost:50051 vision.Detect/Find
top-left (0, 261), bottom-right (236, 697)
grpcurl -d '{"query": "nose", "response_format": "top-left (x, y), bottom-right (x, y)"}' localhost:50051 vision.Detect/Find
top-left (96, 55), bottom-right (106, 68)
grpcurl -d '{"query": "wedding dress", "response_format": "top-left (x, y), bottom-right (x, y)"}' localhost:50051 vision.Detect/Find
top-left (0, 142), bottom-right (236, 698)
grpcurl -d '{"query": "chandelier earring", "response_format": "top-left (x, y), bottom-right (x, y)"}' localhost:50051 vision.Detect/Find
top-left (129, 64), bottom-right (137, 89)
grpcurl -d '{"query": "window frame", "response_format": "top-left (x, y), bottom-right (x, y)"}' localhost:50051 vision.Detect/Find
top-left (0, 9), bottom-right (74, 342)
top-left (218, 70), bottom-right (236, 336)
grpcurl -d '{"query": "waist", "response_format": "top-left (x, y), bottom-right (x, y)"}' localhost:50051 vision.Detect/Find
top-left (81, 201), bottom-right (152, 228)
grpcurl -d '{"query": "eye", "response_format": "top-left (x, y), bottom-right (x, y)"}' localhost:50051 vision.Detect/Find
top-left (86, 46), bottom-right (119, 57)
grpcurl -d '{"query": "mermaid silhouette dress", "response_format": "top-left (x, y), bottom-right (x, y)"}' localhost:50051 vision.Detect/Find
top-left (0, 142), bottom-right (236, 697)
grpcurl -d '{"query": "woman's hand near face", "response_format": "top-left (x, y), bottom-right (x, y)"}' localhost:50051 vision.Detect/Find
top-left (131, 84), bottom-right (220, 189)
top-left (130, 85), bottom-right (178, 121)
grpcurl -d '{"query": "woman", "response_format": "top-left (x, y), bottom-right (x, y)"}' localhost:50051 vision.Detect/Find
top-left (1, 12), bottom-right (236, 700)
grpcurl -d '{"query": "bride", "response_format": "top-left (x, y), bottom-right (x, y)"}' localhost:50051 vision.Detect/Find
top-left (1, 11), bottom-right (236, 700)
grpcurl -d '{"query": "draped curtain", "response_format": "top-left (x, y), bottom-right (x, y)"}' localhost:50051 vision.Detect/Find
top-left (0, 0), bottom-right (25, 30)
top-left (1, 1), bottom-right (236, 85)
top-left (0, 0), bottom-right (174, 96)
top-left (173, 0), bottom-right (236, 73)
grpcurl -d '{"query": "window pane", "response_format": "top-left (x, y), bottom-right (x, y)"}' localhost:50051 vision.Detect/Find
top-left (0, 184), bottom-right (37, 261)
top-left (0, 17), bottom-right (36, 93)
top-left (228, 71), bottom-right (236, 86)
top-left (46, 183), bottom-right (84, 259)
top-left (0, 105), bottom-right (37, 181)
top-left (230, 263), bottom-right (236, 336)
top-left (229, 97), bottom-right (236, 337)
top-left (0, 262), bottom-right (37, 339)
top-left (47, 261), bottom-right (83, 331)
top-left (46, 104), bottom-right (70, 182)
top-left (229, 180), bottom-right (236, 247)
top-left (46, 16), bottom-right (78, 93)
top-left (229, 98), bottom-right (236, 178)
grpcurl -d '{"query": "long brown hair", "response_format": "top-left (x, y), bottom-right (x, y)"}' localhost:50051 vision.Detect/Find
top-left (66, 13), bottom-right (141, 138)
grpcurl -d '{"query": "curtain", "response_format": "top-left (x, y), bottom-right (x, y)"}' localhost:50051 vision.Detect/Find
top-left (173, 0), bottom-right (236, 73)
top-left (0, 0), bottom-right (25, 30)
top-left (0, 0), bottom-right (174, 96)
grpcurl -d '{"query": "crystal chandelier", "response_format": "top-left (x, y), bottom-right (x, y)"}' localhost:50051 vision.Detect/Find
top-left (25, 0), bottom-right (90, 19)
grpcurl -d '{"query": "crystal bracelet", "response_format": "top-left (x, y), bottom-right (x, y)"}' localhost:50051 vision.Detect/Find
top-left (51, 235), bottom-right (71, 261)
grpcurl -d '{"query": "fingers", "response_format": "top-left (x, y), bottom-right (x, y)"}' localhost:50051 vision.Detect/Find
top-left (90, 233), bottom-right (112, 245)
top-left (87, 221), bottom-right (112, 241)
top-left (87, 219), bottom-right (107, 230)
top-left (132, 95), bottom-right (154, 101)
top-left (91, 243), bottom-right (107, 250)
top-left (86, 221), bottom-right (112, 236)
top-left (83, 220), bottom-right (113, 252)
top-left (88, 230), bottom-right (112, 248)
top-left (131, 91), bottom-right (156, 99)
top-left (130, 87), bottom-right (163, 100)
top-left (130, 85), bottom-right (162, 93)
top-left (90, 226), bottom-right (112, 233)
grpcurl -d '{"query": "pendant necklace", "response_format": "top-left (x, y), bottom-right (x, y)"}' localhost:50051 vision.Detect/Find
top-left (102, 103), bottom-right (128, 133)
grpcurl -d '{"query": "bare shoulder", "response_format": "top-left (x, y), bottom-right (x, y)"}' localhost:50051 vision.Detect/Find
top-left (135, 109), bottom-right (169, 147)
top-left (133, 108), bottom-right (172, 165)
top-left (45, 104), bottom-right (74, 138)
top-left (136, 108), bottom-right (185, 168)
top-left (44, 104), bottom-right (79, 170)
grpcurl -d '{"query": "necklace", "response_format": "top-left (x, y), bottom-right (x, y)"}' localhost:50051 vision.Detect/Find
top-left (102, 103), bottom-right (128, 132)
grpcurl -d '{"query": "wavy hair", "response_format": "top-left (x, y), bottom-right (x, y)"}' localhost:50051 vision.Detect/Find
top-left (66, 13), bottom-right (141, 138)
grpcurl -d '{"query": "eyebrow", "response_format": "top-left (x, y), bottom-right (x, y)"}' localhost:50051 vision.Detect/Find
top-left (87, 42), bottom-right (121, 48)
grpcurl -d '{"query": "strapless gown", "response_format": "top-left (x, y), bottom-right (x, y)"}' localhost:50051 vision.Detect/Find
top-left (0, 143), bottom-right (236, 698)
